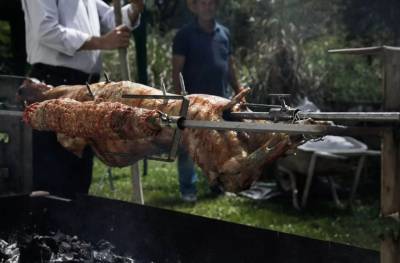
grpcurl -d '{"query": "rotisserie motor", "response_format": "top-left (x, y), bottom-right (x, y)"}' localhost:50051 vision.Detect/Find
top-left (20, 80), bottom-right (306, 192)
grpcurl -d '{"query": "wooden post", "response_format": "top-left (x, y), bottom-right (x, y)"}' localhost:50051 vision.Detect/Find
top-left (329, 46), bottom-right (400, 263)
top-left (381, 49), bottom-right (400, 216)
top-left (381, 236), bottom-right (400, 263)
top-left (113, 0), bottom-right (143, 204)
top-left (381, 48), bottom-right (400, 263)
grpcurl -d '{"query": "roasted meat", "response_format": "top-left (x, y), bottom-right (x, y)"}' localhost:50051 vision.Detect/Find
top-left (24, 99), bottom-right (162, 140)
top-left (20, 80), bottom-right (305, 192)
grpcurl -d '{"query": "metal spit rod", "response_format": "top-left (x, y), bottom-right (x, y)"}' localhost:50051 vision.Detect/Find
top-left (123, 94), bottom-right (184, 100)
top-left (230, 111), bottom-right (400, 123)
top-left (163, 118), bottom-right (386, 136)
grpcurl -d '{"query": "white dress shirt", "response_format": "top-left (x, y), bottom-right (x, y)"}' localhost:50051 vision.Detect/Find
top-left (21, 0), bottom-right (140, 74)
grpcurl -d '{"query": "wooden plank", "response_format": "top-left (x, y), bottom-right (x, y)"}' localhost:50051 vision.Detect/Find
top-left (329, 46), bottom-right (383, 55)
top-left (329, 46), bottom-right (400, 55)
top-left (381, 50), bottom-right (400, 216)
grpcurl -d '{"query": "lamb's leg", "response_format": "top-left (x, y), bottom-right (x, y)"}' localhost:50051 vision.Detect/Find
top-left (218, 135), bottom-right (300, 192)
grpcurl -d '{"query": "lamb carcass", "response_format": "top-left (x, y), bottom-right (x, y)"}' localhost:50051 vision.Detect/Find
top-left (20, 80), bottom-right (306, 192)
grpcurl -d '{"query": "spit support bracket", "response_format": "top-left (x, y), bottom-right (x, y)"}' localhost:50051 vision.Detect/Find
top-left (235, 93), bottom-right (400, 124)
top-left (240, 93), bottom-right (299, 122)
top-left (121, 73), bottom-right (189, 162)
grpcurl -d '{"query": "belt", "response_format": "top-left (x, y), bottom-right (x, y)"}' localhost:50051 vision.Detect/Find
top-left (31, 63), bottom-right (100, 85)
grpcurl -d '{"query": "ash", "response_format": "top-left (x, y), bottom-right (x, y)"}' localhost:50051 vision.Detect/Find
top-left (0, 231), bottom-right (139, 263)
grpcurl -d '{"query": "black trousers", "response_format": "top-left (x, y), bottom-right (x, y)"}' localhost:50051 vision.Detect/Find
top-left (29, 63), bottom-right (100, 199)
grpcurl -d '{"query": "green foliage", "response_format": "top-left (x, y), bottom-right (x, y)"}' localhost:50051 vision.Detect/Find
top-left (0, 21), bottom-right (13, 74)
top-left (102, 27), bottom-right (174, 91)
top-left (146, 28), bottom-right (174, 90)
top-left (341, 0), bottom-right (400, 45)
top-left (219, 0), bottom-right (383, 108)
top-left (303, 35), bottom-right (382, 106)
top-left (0, 21), bottom-right (11, 57)
top-left (102, 0), bottom-right (387, 108)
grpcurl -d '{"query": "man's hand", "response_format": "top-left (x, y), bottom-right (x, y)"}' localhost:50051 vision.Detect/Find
top-left (80, 25), bottom-right (131, 51)
top-left (17, 78), bottom-right (52, 104)
top-left (99, 25), bottom-right (131, 49)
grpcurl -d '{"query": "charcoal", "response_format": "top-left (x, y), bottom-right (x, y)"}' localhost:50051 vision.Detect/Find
top-left (0, 238), bottom-right (20, 263)
top-left (1, 231), bottom-right (139, 263)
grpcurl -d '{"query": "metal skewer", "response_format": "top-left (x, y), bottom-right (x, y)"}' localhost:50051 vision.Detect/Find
top-left (230, 111), bottom-right (400, 123)
top-left (176, 120), bottom-right (386, 136)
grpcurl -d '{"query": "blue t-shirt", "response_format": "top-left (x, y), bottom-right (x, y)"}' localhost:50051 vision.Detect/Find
top-left (173, 20), bottom-right (232, 97)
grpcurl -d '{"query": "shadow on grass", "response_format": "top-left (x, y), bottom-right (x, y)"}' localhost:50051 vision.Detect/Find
top-left (230, 193), bottom-right (362, 219)
top-left (147, 192), bottom-right (225, 208)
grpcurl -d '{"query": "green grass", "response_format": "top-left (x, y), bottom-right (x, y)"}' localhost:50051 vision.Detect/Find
top-left (90, 159), bottom-right (388, 251)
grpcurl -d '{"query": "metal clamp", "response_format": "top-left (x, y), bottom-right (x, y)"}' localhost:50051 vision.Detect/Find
top-left (120, 75), bottom-right (190, 162)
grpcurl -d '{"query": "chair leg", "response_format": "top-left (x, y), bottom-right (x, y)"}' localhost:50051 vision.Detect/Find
top-left (349, 155), bottom-right (366, 206)
top-left (278, 165), bottom-right (300, 210)
top-left (327, 175), bottom-right (343, 207)
top-left (301, 153), bottom-right (317, 208)
top-left (288, 169), bottom-right (301, 210)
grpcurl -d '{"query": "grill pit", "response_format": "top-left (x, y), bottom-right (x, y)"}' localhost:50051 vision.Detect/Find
top-left (0, 194), bottom-right (378, 263)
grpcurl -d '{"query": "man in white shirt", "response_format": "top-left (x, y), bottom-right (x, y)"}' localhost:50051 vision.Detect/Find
top-left (21, 0), bottom-right (144, 199)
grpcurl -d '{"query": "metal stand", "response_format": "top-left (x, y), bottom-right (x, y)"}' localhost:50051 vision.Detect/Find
top-left (131, 163), bottom-right (144, 204)
top-left (300, 152), bottom-right (346, 208)
top-left (106, 167), bottom-right (115, 192)
top-left (278, 150), bottom-right (380, 210)
top-left (0, 110), bottom-right (32, 194)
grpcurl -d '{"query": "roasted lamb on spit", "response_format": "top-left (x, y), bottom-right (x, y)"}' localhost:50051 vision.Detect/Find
top-left (20, 80), bottom-right (308, 192)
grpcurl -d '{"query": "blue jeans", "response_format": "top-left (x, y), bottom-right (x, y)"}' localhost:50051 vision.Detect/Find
top-left (177, 151), bottom-right (197, 195)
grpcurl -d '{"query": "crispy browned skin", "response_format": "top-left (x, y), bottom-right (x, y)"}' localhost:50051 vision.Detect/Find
top-left (21, 81), bottom-right (303, 192)
top-left (24, 99), bottom-right (162, 140)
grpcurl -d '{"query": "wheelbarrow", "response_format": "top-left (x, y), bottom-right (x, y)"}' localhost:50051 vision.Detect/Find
top-left (277, 135), bottom-right (380, 209)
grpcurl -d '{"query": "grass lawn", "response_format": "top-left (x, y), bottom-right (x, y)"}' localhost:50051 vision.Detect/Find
top-left (90, 158), bottom-right (389, 251)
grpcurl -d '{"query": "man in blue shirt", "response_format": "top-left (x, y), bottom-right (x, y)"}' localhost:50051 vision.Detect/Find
top-left (172, 0), bottom-right (243, 202)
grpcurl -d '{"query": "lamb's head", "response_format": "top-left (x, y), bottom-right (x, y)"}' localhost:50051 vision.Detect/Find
top-left (17, 78), bottom-right (52, 104)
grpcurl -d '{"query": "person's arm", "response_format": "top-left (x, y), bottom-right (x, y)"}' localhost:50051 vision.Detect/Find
top-left (79, 25), bottom-right (131, 50)
top-left (228, 56), bottom-right (242, 95)
top-left (22, 0), bottom-right (131, 55)
top-left (172, 55), bottom-right (186, 94)
top-left (24, 0), bottom-right (92, 56)
top-left (96, 0), bottom-right (144, 32)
